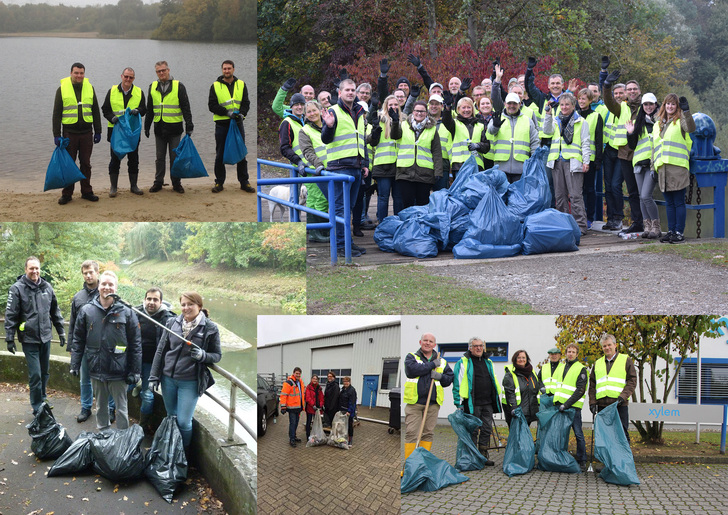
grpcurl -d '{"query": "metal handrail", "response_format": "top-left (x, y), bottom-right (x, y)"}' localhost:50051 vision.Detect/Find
top-left (205, 362), bottom-right (257, 442)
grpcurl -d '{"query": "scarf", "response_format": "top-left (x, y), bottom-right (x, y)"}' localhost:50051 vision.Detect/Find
top-left (411, 119), bottom-right (426, 131)
top-left (559, 111), bottom-right (576, 145)
top-left (514, 363), bottom-right (533, 377)
top-left (182, 311), bottom-right (204, 339)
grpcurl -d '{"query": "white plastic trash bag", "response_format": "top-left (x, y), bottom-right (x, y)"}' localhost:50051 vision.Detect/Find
top-left (307, 411), bottom-right (328, 447)
top-left (327, 411), bottom-right (350, 450)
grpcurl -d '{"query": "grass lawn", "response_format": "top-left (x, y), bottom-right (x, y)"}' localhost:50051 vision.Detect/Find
top-left (634, 240), bottom-right (728, 267)
top-left (307, 264), bottom-right (539, 314)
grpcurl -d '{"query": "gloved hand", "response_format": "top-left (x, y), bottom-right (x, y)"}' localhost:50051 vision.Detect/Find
top-left (281, 407), bottom-right (287, 415)
top-left (442, 91), bottom-right (454, 109)
top-left (679, 96), bottom-right (690, 111)
top-left (407, 53), bottom-right (421, 68)
top-left (93, 133), bottom-right (101, 144)
top-left (527, 56), bottom-right (537, 70)
top-left (232, 111), bottom-right (242, 119)
top-left (379, 58), bottom-right (390, 75)
top-left (186, 130), bottom-right (193, 138)
top-left (148, 379), bottom-right (160, 392)
top-left (544, 103), bottom-right (552, 113)
top-left (540, 387), bottom-right (547, 395)
top-left (603, 69), bottom-right (621, 88)
top-left (339, 68), bottom-right (349, 81)
top-left (467, 142), bottom-right (482, 153)
top-left (617, 397), bottom-right (624, 406)
top-left (590, 404), bottom-right (598, 415)
top-left (601, 55), bottom-right (610, 70)
top-left (431, 370), bottom-right (443, 380)
top-left (70, 368), bottom-right (79, 376)
top-left (314, 165), bottom-right (324, 175)
top-left (549, 100), bottom-right (559, 112)
top-left (54, 137), bottom-right (62, 146)
top-left (111, 116), bottom-right (119, 124)
top-left (460, 78), bottom-right (472, 93)
top-left (144, 128), bottom-right (150, 138)
top-left (492, 110), bottom-right (504, 128)
top-left (297, 161), bottom-right (306, 175)
top-left (190, 346), bottom-right (206, 362)
top-left (511, 409), bottom-right (516, 417)
top-left (126, 373), bottom-right (140, 385)
top-left (370, 112), bottom-right (380, 127)
top-left (227, 109), bottom-right (235, 118)
top-left (130, 109), bottom-right (139, 116)
top-left (282, 77), bottom-right (297, 91)
top-left (457, 404), bottom-right (465, 411)
top-left (559, 404), bottom-right (565, 412)
top-left (650, 169), bottom-right (658, 181)
top-left (370, 94), bottom-right (380, 112)
top-left (7, 339), bottom-right (16, 354)
top-left (388, 107), bottom-right (399, 123)
top-left (59, 335), bottom-right (66, 348)
top-left (410, 84), bottom-right (421, 99)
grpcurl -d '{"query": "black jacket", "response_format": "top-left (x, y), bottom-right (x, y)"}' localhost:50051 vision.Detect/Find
top-left (71, 296), bottom-right (141, 382)
top-left (324, 380), bottom-right (341, 413)
top-left (339, 385), bottom-right (358, 415)
top-left (503, 366), bottom-right (543, 424)
top-left (5, 275), bottom-right (65, 344)
top-left (68, 282), bottom-right (98, 352)
top-left (404, 348), bottom-right (454, 405)
top-left (149, 314), bottom-right (222, 397)
top-left (144, 78), bottom-right (193, 137)
top-left (135, 302), bottom-right (175, 364)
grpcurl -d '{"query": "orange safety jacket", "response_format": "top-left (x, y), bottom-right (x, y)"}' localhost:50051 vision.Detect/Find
top-left (280, 375), bottom-right (305, 410)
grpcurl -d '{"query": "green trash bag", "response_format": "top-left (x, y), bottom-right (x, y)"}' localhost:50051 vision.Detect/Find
top-left (502, 407), bottom-right (535, 477)
top-left (594, 402), bottom-right (640, 486)
top-left (536, 397), bottom-right (580, 473)
top-left (400, 446), bottom-right (469, 493)
top-left (448, 410), bottom-right (486, 471)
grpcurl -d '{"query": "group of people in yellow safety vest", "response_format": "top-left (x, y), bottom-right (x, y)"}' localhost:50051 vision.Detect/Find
top-left (403, 333), bottom-right (637, 472)
top-left (275, 53), bottom-right (697, 255)
top-left (52, 59), bottom-right (252, 205)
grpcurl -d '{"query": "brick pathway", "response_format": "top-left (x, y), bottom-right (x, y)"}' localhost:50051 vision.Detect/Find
top-left (257, 407), bottom-right (400, 515)
top-left (401, 426), bottom-right (728, 515)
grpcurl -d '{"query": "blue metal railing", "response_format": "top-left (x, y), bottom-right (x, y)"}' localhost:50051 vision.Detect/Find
top-left (256, 159), bottom-right (357, 264)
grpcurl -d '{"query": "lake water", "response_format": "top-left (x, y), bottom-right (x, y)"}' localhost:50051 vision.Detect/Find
top-left (0, 37), bottom-right (257, 192)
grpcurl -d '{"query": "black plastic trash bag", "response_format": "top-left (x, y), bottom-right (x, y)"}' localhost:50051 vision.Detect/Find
top-left (306, 411), bottom-right (328, 447)
top-left (535, 398), bottom-right (580, 473)
top-left (594, 403), bottom-right (640, 485)
top-left (145, 416), bottom-right (188, 503)
top-left (172, 135), bottom-right (209, 178)
top-left (91, 425), bottom-right (146, 481)
top-left (400, 446), bottom-right (469, 493)
top-left (43, 138), bottom-right (86, 191)
top-left (223, 119), bottom-right (248, 164)
top-left (110, 108), bottom-right (142, 159)
top-left (26, 402), bottom-right (73, 460)
top-left (502, 408), bottom-right (535, 477)
top-left (392, 218), bottom-right (439, 258)
top-left (48, 431), bottom-right (96, 477)
top-left (374, 216), bottom-right (404, 252)
top-left (522, 209), bottom-right (581, 255)
top-left (448, 410), bottom-right (486, 472)
top-left (505, 146), bottom-right (551, 219)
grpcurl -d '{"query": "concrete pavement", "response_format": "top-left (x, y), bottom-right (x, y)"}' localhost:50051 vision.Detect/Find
top-left (401, 425), bottom-right (728, 515)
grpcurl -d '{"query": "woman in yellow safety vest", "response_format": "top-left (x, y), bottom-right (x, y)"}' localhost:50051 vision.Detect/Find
top-left (476, 97), bottom-right (495, 170)
top-left (501, 349), bottom-right (544, 428)
top-left (367, 95), bottom-right (403, 220)
top-left (577, 88), bottom-right (604, 230)
top-left (625, 93), bottom-right (661, 239)
top-left (298, 100), bottom-right (331, 243)
top-left (651, 94), bottom-right (696, 244)
top-left (441, 95), bottom-right (490, 183)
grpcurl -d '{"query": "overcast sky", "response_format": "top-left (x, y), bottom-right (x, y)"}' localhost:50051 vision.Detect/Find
top-left (4, 0), bottom-right (151, 6)
top-left (258, 316), bottom-right (400, 347)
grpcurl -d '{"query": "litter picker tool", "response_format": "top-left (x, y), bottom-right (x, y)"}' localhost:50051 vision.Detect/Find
top-left (588, 413), bottom-right (595, 473)
top-left (108, 293), bottom-right (201, 350)
top-left (414, 378), bottom-right (436, 448)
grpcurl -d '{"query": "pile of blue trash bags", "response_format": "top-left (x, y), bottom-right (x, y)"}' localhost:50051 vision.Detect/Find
top-left (374, 147), bottom-right (581, 259)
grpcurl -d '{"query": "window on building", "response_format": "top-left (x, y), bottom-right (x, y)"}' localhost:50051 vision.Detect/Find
top-left (381, 359), bottom-right (399, 390)
top-left (311, 368), bottom-right (353, 385)
top-left (437, 341), bottom-right (509, 363)
top-left (676, 358), bottom-right (728, 404)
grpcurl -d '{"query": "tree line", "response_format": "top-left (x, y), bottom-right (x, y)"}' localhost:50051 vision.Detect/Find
top-left (0, 0), bottom-right (254, 42)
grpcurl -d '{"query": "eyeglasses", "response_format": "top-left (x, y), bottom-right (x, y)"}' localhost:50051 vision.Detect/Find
top-left (413, 109), bottom-right (427, 114)
top-left (123, 75), bottom-right (135, 79)
top-left (471, 345), bottom-right (484, 349)
top-left (156, 69), bottom-right (168, 74)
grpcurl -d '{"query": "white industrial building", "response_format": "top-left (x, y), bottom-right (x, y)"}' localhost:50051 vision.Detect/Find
top-left (401, 315), bottom-right (728, 425)
top-left (258, 320), bottom-right (401, 409)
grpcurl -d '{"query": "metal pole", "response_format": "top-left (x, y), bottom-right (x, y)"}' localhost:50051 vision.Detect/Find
top-left (721, 405), bottom-right (727, 454)
top-left (369, 391), bottom-right (374, 409)
top-left (256, 161), bottom-right (262, 222)
top-left (328, 179), bottom-right (337, 265)
top-left (696, 343), bottom-right (702, 443)
top-left (229, 383), bottom-right (237, 442)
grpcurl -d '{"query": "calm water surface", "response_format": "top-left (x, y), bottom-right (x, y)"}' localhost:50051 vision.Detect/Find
top-left (0, 37), bottom-right (257, 192)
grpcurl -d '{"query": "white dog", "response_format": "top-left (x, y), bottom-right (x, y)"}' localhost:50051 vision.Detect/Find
top-left (268, 185), bottom-right (308, 222)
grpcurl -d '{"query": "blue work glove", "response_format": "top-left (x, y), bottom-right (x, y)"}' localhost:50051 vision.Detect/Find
top-left (93, 133), bottom-right (101, 144)
top-left (54, 137), bottom-right (62, 146)
top-left (190, 346), bottom-right (206, 362)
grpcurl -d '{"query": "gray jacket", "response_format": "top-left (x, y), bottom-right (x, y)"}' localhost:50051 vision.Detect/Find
top-left (5, 275), bottom-right (65, 344)
top-left (71, 296), bottom-right (141, 382)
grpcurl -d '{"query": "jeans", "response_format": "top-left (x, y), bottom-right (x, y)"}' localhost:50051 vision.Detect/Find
top-left (352, 172), bottom-right (371, 229)
top-left (375, 176), bottom-right (401, 222)
top-left (663, 188), bottom-right (687, 233)
top-left (433, 161), bottom-right (450, 191)
top-left (572, 408), bottom-right (586, 462)
top-left (464, 403), bottom-right (494, 448)
top-left (603, 145), bottom-right (623, 222)
top-left (80, 352), bottom-right (115, 411)
top-left (582, 161), bottom-right (597, 222)
top-left (161, 375), bottom-right (200, 448)
top-left (634, 165), bottom-right (659, 220)
top-left (214, 120), bottom-right (249, 186)
top-left (61, 131), bottom-right (94, 197)
top-left (330, 168), bottom-right (361, 249)
top-left (92, 378), bottom-right (128, 430)
top-left (22, 341), bottom-right (50, 413)
top-left (620, 158), bottom-right (643, 226)
top-left (126, 362), bottom-right (153, 415)
top-left (154, 132), bottom-right (182, 188)
top-left (287, 408), bottom-right (301, 442)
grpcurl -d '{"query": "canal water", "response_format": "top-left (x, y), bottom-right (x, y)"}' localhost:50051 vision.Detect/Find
top-left (0, 37), bottom-right (257, 192)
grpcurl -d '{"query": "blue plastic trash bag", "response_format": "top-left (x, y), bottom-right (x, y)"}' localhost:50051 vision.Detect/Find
top-left (461, 185), bottom-right (523, 246)
top-left (445, 198), bottom-right (472, 249)
top-left (481, 165), bottom-right (510, 197)
top-left (392, 218), bottom-right (439, 258)
top-left (453, 239), bottom-right (522, 259)
top-left (397, 205), bottom-right (430, 221)
top-left (448, 410), bottom-right (486, 472)
top-left (420, 212), bottom-right (450, 250)
top-left (401, 446), bottom-right (469, 493)
top-left (502, 408), bottom-right (535, 477)
top-left (172, 135), bottom-right (209, 178)
top-left (535, 397), bottom-right (580, 473)
top-left (110, 108), bottom-right (142, 159)
top-left (522, 209), bottom-right (581, 255)
top-left (456, 173), bottom-right (496, 209)
top-left (594, 403), bottom-right (640, 486)
top-left (427, 189), bottom-right (450, 213)
top-left (373, 216), bottom-right (404, 252)
top-left (505, 146), bottom-right (551, 219)
top-left (223, 119), bottom-right (248, 164)
top-left (448, 154), bottom-right (479, 197)
top-left (43, 138), bottom-right (85, 191)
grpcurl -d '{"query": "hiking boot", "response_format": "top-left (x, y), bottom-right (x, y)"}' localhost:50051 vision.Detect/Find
top-left (58, 196), bottom-right (72, 205)
top-left (173, 184), bottom-right (185, 193)
top-left (289, 440), bottom-right (297, 447)
top-left (351, 243), bottom-right (367, 255)
top-left (241, 183), bottom-right (255, 193)
top-left (149, 183), bottom-right (163, 193)
top-left (649, 219), bottom-right (662, 239)
top-left (77, 408), bottom-right (92, 423)
top-left (212, 183), bottom-right (224, 193)
top-left (479, 447), bottom-right (495, 466)
top-left (353, 228), bottom-right (364, 237)
top-left (641, 219), bottom-right (652, 238)
top-left (81, 193), bottom-right (99, 202)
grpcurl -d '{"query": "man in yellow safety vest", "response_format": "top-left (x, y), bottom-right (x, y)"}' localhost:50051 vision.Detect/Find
top-left (538, 347), bottom-right (562, 396)
top-left (553, 343), bottom-right (588, 470)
